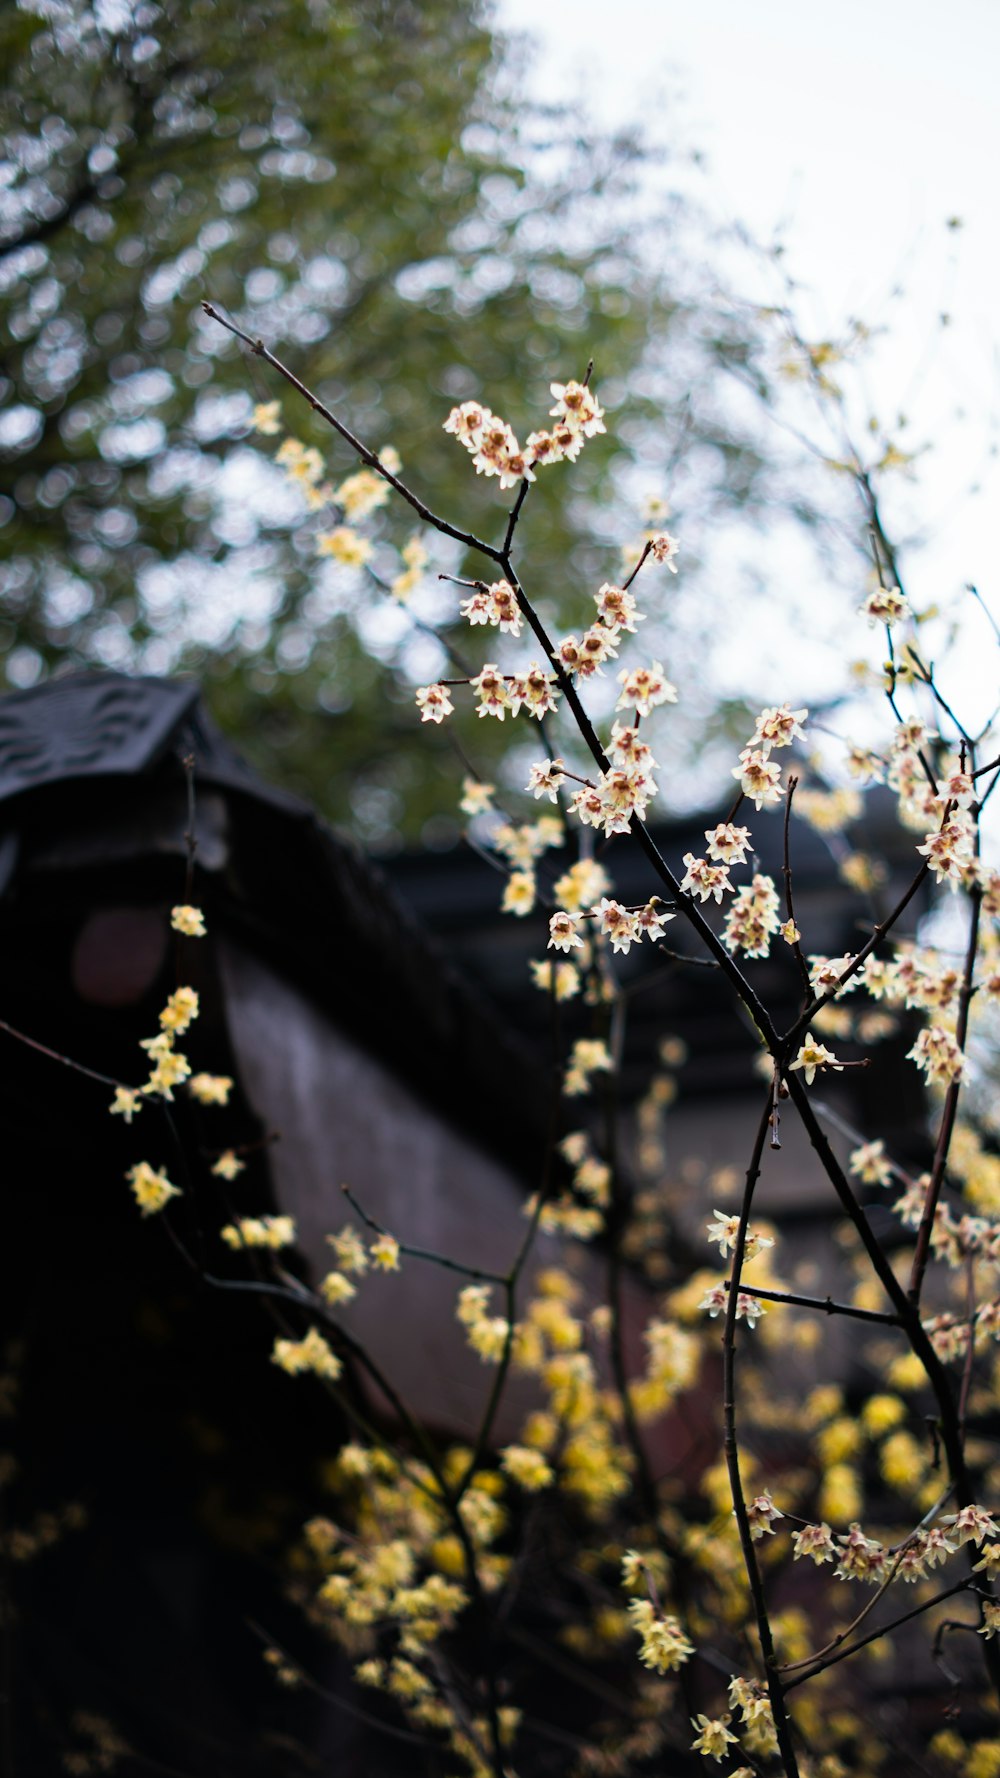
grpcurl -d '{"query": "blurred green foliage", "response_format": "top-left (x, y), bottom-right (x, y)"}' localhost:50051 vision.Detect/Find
top-left (1, 0), bottom-right (771, 841)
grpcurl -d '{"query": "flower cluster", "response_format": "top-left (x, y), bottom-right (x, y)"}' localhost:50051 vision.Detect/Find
top-left (221, 1215), bottom-right (296, 1251)
top-left (126, 1160), bottom-right (180, 1217)
top-left (443, 378), bottom-right (605, 490)
top-left (272, 1327), bottom-right (343, 1381)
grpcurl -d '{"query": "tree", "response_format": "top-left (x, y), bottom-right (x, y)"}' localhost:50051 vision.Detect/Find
top-left (0, 0), bottom-right (772, 836)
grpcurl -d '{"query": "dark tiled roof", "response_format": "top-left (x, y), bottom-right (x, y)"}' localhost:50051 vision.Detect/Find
top-left (0, 672), bottom-right (552, 1179)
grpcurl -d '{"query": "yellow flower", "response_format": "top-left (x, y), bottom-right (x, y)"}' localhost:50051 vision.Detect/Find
top-left (500, 1445), bottom-right (554, 1491)
top-left (127, 1161), bottom-right (181, 1217)
top-left (965, 1741), bottom-right (1000, 1778)
top-left (252, 400), bottom-right (282, 435)
top-left (159, 986), bottom-right (199, 1034)
top-left (390, 567), bottom-right (420, 601)
top-left (789, 1032), bottom-right (844, 1086)
top-left (221, 1215), bottom-right (296, 1251)
top-left (817, 1415), bottom-right (862, 1467)
top-left (109, 1086), bottom-right (142, 1124)
top-left (370, 1234), bottom-right (400, 1272)
top-left (501, 871), bottom-right (536, 917)
top-left (690, 1714), bottom-right (738, 1761)
top-left (334, 468), bottom-right (389, 519)
top-left (819, 1462), bottom-right (862, 1523)
top-left (211, 1150), bottom-right (245, 1181)
top-left (316, 525), bottom-right (373, 567)
top-left (886, 1351), bottom-right (926, 1392)
top-left (468, 1317), bottom-right (511, 1363)
top-left (328, 1224), bottom-right (369, 1274)
top-left (271, 1327), bottom-right (342, 1381)
top-left (188, 1073), bottom-right (233, 1106)
top-left (627, 1599), bottom-right (694, 1673)
top-left (142, 1044), bottom-right (191, 1100)
top-left (860, 1393), bottom-right (906, 1437)
top-left (320, 1271), bottom-right (356, 1306)
top-left (170, 904), bottom-right (206, 938)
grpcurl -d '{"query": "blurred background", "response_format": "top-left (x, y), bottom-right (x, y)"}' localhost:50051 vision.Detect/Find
top-left (2, 0), bottom-right (997, 848)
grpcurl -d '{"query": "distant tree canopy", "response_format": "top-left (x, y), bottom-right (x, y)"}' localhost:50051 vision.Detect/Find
top-left (1, 0), bottom-right (771, 839)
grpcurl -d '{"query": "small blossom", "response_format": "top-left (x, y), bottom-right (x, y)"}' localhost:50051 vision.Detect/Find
top-left (849, 1139), bottom-right (893, 1187)
top-left (576, 623), bottom-right (620, 676)
top-left (252, 400), bottom-right (282, 435)
top-left (553, 857), bottom-right (611, 912)
top-left (862, 586), bottom-right (911, 626)
top-left (510, 662), bottom-right (560, 718)
top-left (564, 1038), bottom-right (613, 1097)
top-left (171, 904), bottom-right (206, 938)
top-left (549, 379), bottom-right (606, 437)
top-left (502, 871), bottom-right (536, 917)
top-left (699, 1285), bottom-right (765, 1327)
top-left (529, 958), bottom-right (581, 1000)
top-left (370, 1234), bottom-right (400, 1272)
top-left (272, 1327), bottom-right (342, 1381)
top-left (127, 1161), bottom-right (180, 1217)
top-left (835, 1523), bottom-right (886, 1582)
top-left (944, 1505), bottom-right (1000, 1547)
top-left (316, 526), bottom-right (373, 567)
top-left (750, 705), bottom-right (808, 752)
top-left (443, 400), bottom-right (489, 447)
top-left (460, 777), bottom-right (495, 816)
top-left (142, 1043), bottom-right (191, 1100)
top-left (908, 1025), bottom-right (963, 1087)
top-left (690, 1715), bottom-right (738, 1762)
top-left (626, 1599), bottom-right (693, 1673)
top-left (221, 1215), bottom-right (296, 1251)
top-left (320, 1271), bottom-right (357, 1306)
top-left (468, 1315), bottom-right (512, 1362)
top-left (595, 581), bottom-right (643, 632)
top-left (524, 427), bottom-right (562, 464)
top-left (788, 1033), bottom-right (844, 1086)
top-left (212, 1150), bottom-right (245, 1181)
top-left (548, 910), bottom-right (584, 953)
top-left (470, 663), bottom-right (512, 720)
top-left (594, 896), bottom-right (641, 954)
top-left (188, 1073), bottom-right (233, 1106)
top-left (615, 662), bottom-right (678, 716)
top-left (486, 578), bottom-right (522, 633)
top-left (109, 1085), bottom-right (142, 1124)
top-left (334, 469), bottom-right (389, 520)
top-left (973, 1543), bottom-right (1000, 1580)
top-left (415, 683), bottom-right (455, 725)
top-left (329, 1223), bottom-right (368, 1280)
top-left (500, 1445), bottom-right (554, 1491)
top-left (526, 759), bottom-right (565, 802)
top-left (792, 1522), bottom-right (836, 1564)
top-left (706, 1209), bottom-right (773, 1262)
top-left (159, 986), bottom-right (199, 1035)
top-left (705, 822), bottom-right (752, 865)
top-left (636, 898), bottom-right (675, 941)
top-left (732, 748), bottom-right (784, 810)
top-left (680, 854), bottom-right (732, 904)
top-left (723, 875), bottom-right (781, 959)
top-left (916, 817), bottom-right (975, 888)
top-left (647, 531), bottom-right (680, 569)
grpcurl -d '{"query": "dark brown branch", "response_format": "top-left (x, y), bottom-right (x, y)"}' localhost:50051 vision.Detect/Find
top-left (202, 303), bottom-right (505, 565)
top-left (730, 1281), bottom-right (900, 1327)
top-left (722, 1088), bottom-right (801, 1777)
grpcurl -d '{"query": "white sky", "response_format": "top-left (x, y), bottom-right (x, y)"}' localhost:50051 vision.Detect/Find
top-left (497, 0), bottom-right (1000, 731)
